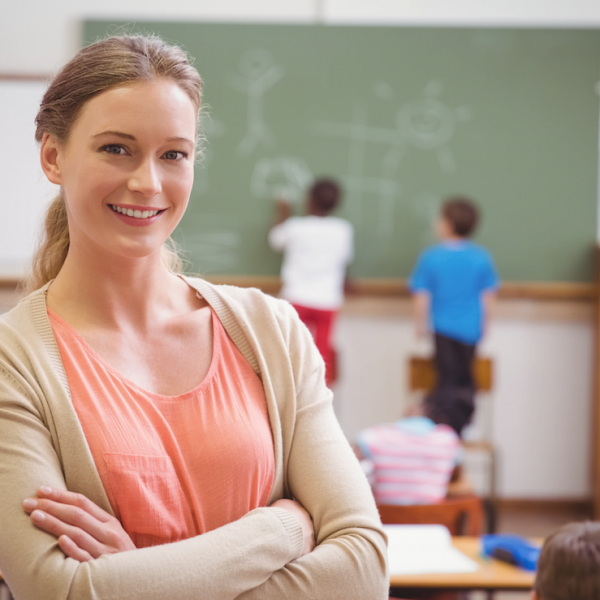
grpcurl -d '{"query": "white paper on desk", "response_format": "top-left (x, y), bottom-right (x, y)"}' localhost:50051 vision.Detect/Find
top-left (384, 524), bottom-right (479, 575)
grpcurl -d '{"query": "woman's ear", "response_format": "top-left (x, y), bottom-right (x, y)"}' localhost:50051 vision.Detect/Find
top-left (40, 132), bottom-right (63, 185)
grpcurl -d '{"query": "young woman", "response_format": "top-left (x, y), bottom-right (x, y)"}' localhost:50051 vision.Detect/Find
top-left (0, 36), bottom-right (387, 600)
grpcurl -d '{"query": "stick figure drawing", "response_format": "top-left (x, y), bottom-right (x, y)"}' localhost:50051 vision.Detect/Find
top-left (228, 49), bottom-right (285, 156)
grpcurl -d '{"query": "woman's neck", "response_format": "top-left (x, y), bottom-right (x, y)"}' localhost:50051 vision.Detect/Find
top-left (46, 246), bottom-right (193, 334)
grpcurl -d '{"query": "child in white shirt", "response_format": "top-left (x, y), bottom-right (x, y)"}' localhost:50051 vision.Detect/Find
top-left (269, 179), bottom-right (353, 385)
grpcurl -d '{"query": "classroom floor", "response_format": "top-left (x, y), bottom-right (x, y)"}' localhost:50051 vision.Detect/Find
top-left (471, 502), bottom-right (593, 600)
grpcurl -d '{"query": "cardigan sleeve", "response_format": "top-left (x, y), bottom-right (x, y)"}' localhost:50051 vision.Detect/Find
top-left (0, 361), bottom-right (304, 600)
top-left (235, 300), bottom-right (389, 600)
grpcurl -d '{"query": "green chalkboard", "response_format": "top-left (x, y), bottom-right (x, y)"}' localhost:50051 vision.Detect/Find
top-left (83, 22), bottom-right (600, 281)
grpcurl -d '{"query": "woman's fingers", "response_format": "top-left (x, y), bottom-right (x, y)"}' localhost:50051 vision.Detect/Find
top-left (23, 486), bottom-right (136, 558)
top-left (58, 535), bottom-right (94, 563)
top-left (36, 486), bottom-right (112, 523)
top-left (24, 497), bottom-right (112, 548)
top-left (29, 509), bottom-right (106, 559)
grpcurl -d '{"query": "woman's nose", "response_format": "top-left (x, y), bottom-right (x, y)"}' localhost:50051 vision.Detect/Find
top-left (128, 158), bottom-right (162, 197)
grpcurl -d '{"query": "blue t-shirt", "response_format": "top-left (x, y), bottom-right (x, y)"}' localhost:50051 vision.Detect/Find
top-left (409, 241), bottom-right (499, 344)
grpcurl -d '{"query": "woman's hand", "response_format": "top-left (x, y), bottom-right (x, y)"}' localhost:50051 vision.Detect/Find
top-left (23, 486), bottom-right (136, 562)
top-left (270, 498), bottom-right (315, 556)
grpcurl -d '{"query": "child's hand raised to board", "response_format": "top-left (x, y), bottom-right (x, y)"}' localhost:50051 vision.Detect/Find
top-left (274, 198), bottom-right (292, 224)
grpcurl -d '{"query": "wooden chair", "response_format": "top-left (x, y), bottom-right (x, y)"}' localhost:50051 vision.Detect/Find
top-left (377, 494), bottom-right (484, 536)
top-left (408, 356), bottom-right (493, 392)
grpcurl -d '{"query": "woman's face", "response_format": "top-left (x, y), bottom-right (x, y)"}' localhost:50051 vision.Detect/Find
top-left (42, 79), bottom-right (197, 262)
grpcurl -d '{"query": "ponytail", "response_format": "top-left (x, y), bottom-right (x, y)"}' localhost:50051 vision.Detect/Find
top-left (24, 194), bottom-right (70, 294)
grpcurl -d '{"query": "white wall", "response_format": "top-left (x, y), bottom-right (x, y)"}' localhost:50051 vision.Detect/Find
top-left (325, 0), bottom-right (600, 27)
top-left (0, 0), bottom-right (597, 499)
top-left (0, 82), bottom-right (59, 277)
top-left (4, 1), bottom-right (600, 75)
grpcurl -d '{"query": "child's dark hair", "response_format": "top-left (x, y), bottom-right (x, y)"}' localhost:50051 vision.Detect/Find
top-left (442, 197), bottom-right (479, 237)
top-left (534, 521), bottom-right (600, 600)
top-left (310, 179), bottom-right (341, 215)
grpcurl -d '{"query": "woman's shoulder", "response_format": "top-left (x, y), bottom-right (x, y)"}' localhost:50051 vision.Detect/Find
top-left (0, 286), bottom-right (56, 394)
top-left (183, 276), bottom-right (297, 324)
top-left (183, 276), bottom-right (317, 381)
top-left (0, 286), bottom-right (48, 341)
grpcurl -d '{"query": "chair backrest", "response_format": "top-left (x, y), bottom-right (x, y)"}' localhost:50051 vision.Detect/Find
top-left (409, 356), bottom-right (493, 392)
top-left (377, 494), bottom-right (484, 536)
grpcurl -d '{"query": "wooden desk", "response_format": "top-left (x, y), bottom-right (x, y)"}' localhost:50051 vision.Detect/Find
top-left (389, 537), bottom-right (536, 592)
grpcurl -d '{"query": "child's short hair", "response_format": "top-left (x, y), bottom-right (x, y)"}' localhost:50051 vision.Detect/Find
top-left (441, 197), bottom-right (479, 237)
top-left (310, 179), bottom-right (341, 214)
top-left (534, 521), bottom-right (600, 600)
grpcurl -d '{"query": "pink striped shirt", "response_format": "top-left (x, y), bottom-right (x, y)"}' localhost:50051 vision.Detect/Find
top-left (357, 418), bottom-right (459, 505)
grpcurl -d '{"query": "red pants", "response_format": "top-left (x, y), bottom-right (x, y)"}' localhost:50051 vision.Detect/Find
top-left (291, 304), bottom-right (337, 385)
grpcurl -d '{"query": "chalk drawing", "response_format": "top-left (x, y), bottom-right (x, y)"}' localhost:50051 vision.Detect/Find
top-left (251, 156), bottom-right (312, 203)
top-left (310, 80), bottom-right (470, 241)
top-left (312, 101), bottom-right (404, 239)
top-left (396, 80), bottom-right (472, 173)
top-left (374, 81), bottom-right (394, 100)
top-left (228, 49), bottom-right (284, 157)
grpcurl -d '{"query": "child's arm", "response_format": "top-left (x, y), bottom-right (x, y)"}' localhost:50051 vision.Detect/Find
top-left (412, 291), bottom-right (430, 338)
top-left (268, 200), bottom-right (292, 251)
top-left (481, 289), bottom-right (497, 338)
top-left (274, 199), bottom-right (292, 225)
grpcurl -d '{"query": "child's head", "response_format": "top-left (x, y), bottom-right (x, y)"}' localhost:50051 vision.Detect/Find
top-left (437, 197), bottom-right (479, 240)
top-left (308, 179), bottom-right (342, 216)
top-left (532, 521), bottom-right (600, 600)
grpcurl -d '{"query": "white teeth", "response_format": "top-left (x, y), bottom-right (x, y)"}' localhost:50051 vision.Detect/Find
top-left (111, 205), bottom-right (160, 218)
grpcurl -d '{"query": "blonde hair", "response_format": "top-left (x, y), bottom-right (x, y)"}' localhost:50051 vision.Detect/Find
top-left (25, 34), bottom-right (202, 293)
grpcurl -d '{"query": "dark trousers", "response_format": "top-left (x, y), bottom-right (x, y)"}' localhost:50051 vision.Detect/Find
top-left (424, 333), bottom-right (477, 436)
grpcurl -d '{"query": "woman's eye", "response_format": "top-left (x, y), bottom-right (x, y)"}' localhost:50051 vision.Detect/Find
top-left (163, 150), bottom-right (188, 161)
top-left (102, 144), bottom-right (127, 155)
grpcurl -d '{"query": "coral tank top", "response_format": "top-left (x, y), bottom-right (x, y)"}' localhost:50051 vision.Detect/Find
top-left (48, 307), bottom-right (275, 548)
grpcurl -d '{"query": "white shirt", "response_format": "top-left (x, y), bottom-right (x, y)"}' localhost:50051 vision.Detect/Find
top-left (268, 216), bottom-right (354, 310)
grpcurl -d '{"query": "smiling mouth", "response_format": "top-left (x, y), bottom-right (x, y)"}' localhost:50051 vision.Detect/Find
top-left (109, 205), bottom-right (166, 219)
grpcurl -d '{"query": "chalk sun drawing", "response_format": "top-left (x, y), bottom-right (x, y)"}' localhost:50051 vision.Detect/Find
top-left (396, 79), bottom-right (471, 173)
top-left (228, 49), bottom-right (284, 157)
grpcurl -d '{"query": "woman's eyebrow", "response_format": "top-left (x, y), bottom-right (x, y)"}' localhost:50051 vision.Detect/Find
top-left (93, 131), bottom-right (136, 140)
top-left (166, 136), bottom-right (195, 145)
top-left (92, 132), bottom-right (194, 145)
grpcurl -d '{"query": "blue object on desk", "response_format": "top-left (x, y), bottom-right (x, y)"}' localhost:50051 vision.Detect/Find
top-left (481, 534), bottom-right (541, 571)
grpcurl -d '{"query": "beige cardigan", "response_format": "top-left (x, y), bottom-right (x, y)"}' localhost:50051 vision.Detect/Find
top-left (0, 278), bottom-right (388, 600)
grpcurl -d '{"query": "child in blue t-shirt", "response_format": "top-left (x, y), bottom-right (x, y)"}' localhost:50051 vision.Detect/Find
top-left (409, 197), bottom-right (499, 436)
